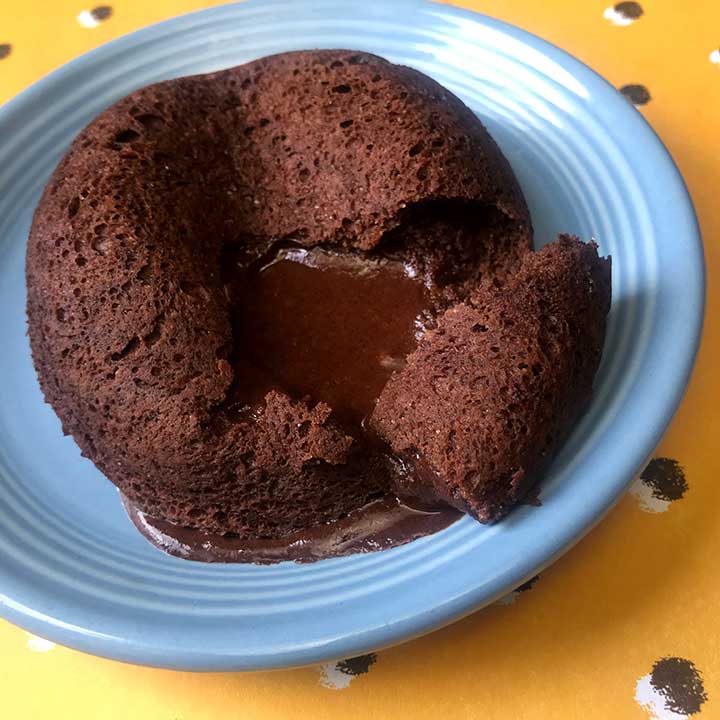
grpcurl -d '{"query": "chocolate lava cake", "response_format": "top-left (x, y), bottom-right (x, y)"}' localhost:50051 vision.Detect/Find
top-left (26, 49), bottom-right (610, 554)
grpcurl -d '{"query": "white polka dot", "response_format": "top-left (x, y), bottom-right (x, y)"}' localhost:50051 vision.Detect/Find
top-left (603, 7), bottom-right (635, 26)
top-left (77, 10), bottom-right (101, 28)
top-left (318, 662), bottom-right (355, 690)
top-left (629, 477), bottom-right (671, 513)
top-left (26, 633), bottom-right (56, 653)
top-left (710, 49), bottom-right (720, 65)
top-left (635, 673), bottom-right (689, 719)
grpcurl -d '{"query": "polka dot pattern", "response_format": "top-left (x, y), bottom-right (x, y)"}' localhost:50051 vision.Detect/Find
top-left (620, 83), bottom-right (652, 105)
top-left (90, 5), bottom-right (112, 20)
top-left (318, 654), bottom-right (377, 689)
top-left (629, 457), bottom-right (688, 513)
top-left (77, 5), bottom-right (113, 28)
top-left (636, 658), bottom-right (708, 718)
top-left (604, 2), bottom-right (644, 26)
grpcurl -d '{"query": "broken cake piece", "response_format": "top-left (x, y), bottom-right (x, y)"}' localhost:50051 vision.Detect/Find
top-left (371, 235), bottom-right (611, 522)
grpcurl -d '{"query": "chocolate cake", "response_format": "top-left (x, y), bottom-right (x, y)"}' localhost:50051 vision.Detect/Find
top-left (26, 48), bottom-right (609, 555)
top-left (371, 236), bottom-right (611, 521)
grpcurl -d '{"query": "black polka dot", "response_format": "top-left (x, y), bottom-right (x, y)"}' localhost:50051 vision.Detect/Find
top-left (0, 44), bottom-right (11, 60)
top-left (516, 574), bottom-right (540, 593)
top-left (620, 84), bottom-right (651, 105)
top-left (614, 2), bottom-right (643, 20)
top-left (90, 5), bottom-right (113, 22)
top-left (335, 653), bottom-right (377, 676)
top-left (650, 657), bottom-right (707, 716)
top-left (640, 457), bottom-right (687, 502)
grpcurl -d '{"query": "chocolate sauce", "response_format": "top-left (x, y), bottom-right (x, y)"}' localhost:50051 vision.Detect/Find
top-left (122, 494), bottom-right (461, 564)
top-left (229, 247), bottom-right (429, 425)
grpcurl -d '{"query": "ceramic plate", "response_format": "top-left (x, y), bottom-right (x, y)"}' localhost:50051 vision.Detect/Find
top-left (0, 0), bottom-right (704, 670)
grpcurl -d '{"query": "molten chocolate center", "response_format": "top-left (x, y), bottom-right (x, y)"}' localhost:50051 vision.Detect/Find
top-left (231, 247), bottom-right (429, 426)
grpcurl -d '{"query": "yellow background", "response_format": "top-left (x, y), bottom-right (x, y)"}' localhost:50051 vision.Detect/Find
top-left (1, 1), bottom-right (718, 718)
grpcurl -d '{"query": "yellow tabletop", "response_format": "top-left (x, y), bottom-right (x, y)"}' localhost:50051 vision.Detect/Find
top-left (1, 1), bottom-right (718, 718)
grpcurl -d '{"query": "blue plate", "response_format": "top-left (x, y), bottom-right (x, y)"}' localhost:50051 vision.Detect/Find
top-left (0, 0), bottom-right (704, 670)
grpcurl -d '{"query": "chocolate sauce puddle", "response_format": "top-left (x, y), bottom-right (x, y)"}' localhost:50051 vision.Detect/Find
top-left (122, 494), bottom-right (461, 564)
